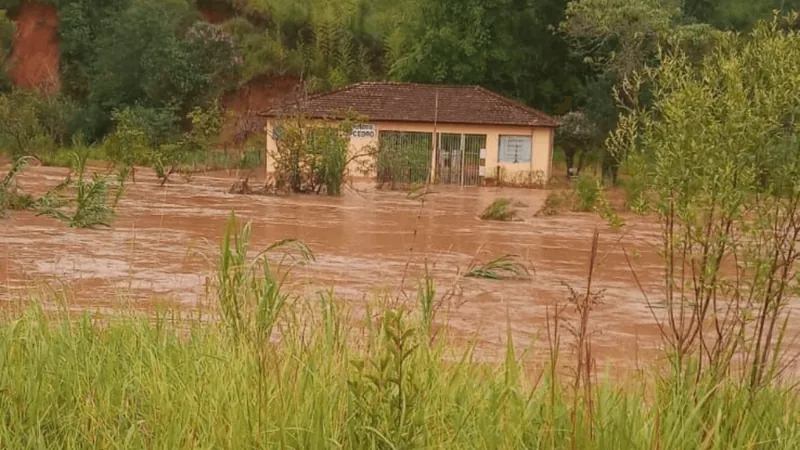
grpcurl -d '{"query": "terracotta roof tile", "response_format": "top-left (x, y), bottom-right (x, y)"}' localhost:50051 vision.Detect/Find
top-left (261, 82), bottom-right (559, 128)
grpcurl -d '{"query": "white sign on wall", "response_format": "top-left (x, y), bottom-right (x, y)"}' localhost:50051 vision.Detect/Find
top-left (352, 124), bottom-right (375, 139)
top-left (498, 135), bottom-right (532, 163)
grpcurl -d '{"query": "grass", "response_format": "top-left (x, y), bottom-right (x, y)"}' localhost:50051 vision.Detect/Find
top-left (480, 198), bottom-right (518, 221)
top-left (464, 254), bottom-right (531, 280)
top-left (1, 216), bottom-right (799, 448)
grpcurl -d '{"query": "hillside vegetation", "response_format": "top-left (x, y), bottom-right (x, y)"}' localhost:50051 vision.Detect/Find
top-left (0, 0), bottom-right (797, 154)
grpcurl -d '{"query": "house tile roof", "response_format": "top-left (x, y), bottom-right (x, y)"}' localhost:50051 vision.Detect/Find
top-left (261, 82), bottom-right (559, 128)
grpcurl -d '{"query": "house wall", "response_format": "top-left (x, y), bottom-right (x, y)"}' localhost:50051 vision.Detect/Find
top-left (265, 119), bottom-right (555, 184)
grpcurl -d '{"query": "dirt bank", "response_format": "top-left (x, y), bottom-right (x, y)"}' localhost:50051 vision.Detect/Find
top-left (8, 2), bottom-right (60, 92)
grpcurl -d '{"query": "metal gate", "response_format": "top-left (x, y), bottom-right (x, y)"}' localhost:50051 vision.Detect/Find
top-left (377, 131), bottom-right (433, 186)
top-left (436, 133), bottom-right (485, 185)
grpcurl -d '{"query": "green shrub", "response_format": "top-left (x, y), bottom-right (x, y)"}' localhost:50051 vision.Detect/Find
top-left (480, 198), bottom-right (517, 221)
top-left (270, 114), bottom-right (361, 196)
top-left (620, 176), bottom-right (648, 213)
top-left (574, 173), bottom-right (601, 212)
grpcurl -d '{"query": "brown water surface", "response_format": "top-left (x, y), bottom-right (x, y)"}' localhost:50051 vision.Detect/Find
top-left (4, 166), bottom-right (791, 371)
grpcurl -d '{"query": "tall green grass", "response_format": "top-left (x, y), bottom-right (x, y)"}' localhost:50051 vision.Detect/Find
top-left (0, 215), bottom-right (799, 448)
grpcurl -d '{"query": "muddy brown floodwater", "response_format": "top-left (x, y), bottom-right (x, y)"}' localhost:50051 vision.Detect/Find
top-left (2, 166), bottom-right (799, 372)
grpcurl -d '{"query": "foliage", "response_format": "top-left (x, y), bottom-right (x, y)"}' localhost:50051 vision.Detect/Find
top-left (102, 106), bottom-right (178, 180)
top-left (150, 102), bottom-right (225, 184)
top-left (2, 0), bottom-right (797, 170)
top-left (556, 110), bottom-right (601, 177)
top-left (561, 0), bottom-right (679, 79)
top-left (536, 190), bottom-right (571, 216)
top-left (0, 90), bottom-right (74, 158)
top-left (610, 13), bottom-right (800, 387)
top-left (60, 0), bottom-right (239, 140)
top-left (389, 0), bottom-right (587, 111)
top-left (0, 9), bottom-right (13, 92)
top-left (217, 212), bottom-right (315, 341)
top-left (36, 150), bottom-right (125, 228)
top-left (464, 254), bottom-right (531, 279)
top-left (0, 156), bottom-right (34, 217)
top-left (479, 198), bottom-right (518, 221)
top-left (270, 113), bottom-right (368, 195)
top-left (573, 172), bottom-right (601, 212)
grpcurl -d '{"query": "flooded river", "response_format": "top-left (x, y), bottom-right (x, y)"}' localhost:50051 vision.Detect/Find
top-left (0, 165), bottom-right (780, 369)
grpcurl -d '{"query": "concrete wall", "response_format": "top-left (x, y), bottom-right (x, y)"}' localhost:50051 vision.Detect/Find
top-left (265, 119), bottom-right (555, 184)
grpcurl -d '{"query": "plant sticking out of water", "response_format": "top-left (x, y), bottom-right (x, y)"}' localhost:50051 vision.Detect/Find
top-left (217, 211), bottom-right (315, 343)
top-left (35, 151), bottom-right (126, 229)
top-left (464, 254), bottom-right (531, 280)
top-left (0, 156), bottom-right (36, 217)
top-left (480, 198), bottom-right (518, 221)
top-left (536, 190), bottom-right (571, 216)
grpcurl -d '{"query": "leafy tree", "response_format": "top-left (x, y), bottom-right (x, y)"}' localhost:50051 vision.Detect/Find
top-left (151, 102), bottom-right (225, 184)
top-left (103, 106), bottom-right (178, 181)
top-left (389, 0), bottom-right (587, 111)
top-left (58, 0), bottom-right (132, 101)
top-left (610, 13), bottom-right (800, 386)
top-left (556, 110), bottom-right (600, 177)
top-left (561, 0), bottom-right (679, 81)
top-left (61, 0), bottom-right (239, 140)
top-left (684, 0), bottom-right (800, 30)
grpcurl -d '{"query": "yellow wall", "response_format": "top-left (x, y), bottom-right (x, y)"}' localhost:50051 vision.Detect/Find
top-left (265, 119), bottom-right (555, 184)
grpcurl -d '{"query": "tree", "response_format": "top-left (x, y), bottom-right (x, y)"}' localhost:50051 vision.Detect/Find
top-left (103, 106), bottom-right (178, 181)
top-left (610, 13), bottom-right (800, 386)
top-left (556, 110), bottom-right (600, 177)
top-left (560, 0), bottom-right (679, 81)
top-left (389, 0), bottom-right (587, 111)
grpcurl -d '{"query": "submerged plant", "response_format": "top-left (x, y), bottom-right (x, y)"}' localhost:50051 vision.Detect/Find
top-left (536, 190), bottom-right (570, 216)
top-left (573, 173), bottom-right (601, 212)
top-left (36, 151), bottom-right (125, 229)
top-left (464, 254), bottom-right (531, 280)
top-left (217, 212), bottom-right (315, 342)
top-left (480, 198), bottom-right (518, 221)
top-left (0, 156), bottom-right (35, 217)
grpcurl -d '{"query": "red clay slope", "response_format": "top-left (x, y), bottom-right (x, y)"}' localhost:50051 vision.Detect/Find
top-left (8, 2), bottom-right (60, 92)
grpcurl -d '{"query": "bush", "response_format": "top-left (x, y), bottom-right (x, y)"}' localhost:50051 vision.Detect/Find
top-left (480, 198), bottom-right (517, 221)
top-left (0, 156), bottom-right (35, 217)
top-left (36, 151), bottom-right (125, 228)
top-left (270, 114), bottom-right (366, 196)
top-left (620, 175), bottom-right (647, 213)
top-left (536, 190), bottom-right (570, 216)
top-left (573, 173), bottom-right (602, 212)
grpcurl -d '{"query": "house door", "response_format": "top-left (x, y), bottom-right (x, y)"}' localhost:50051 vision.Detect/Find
top-left (436, 133), bottom-right (485, 185)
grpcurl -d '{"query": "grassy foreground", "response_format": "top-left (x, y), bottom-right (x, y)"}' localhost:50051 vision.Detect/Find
top-left (1, 219), bottom-right (799, 449)
top-left (1, 305), bottom-right (799, 449)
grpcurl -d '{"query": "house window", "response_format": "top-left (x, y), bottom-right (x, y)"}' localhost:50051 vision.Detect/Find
top-left (498, 135), bottom-right (532, 163)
